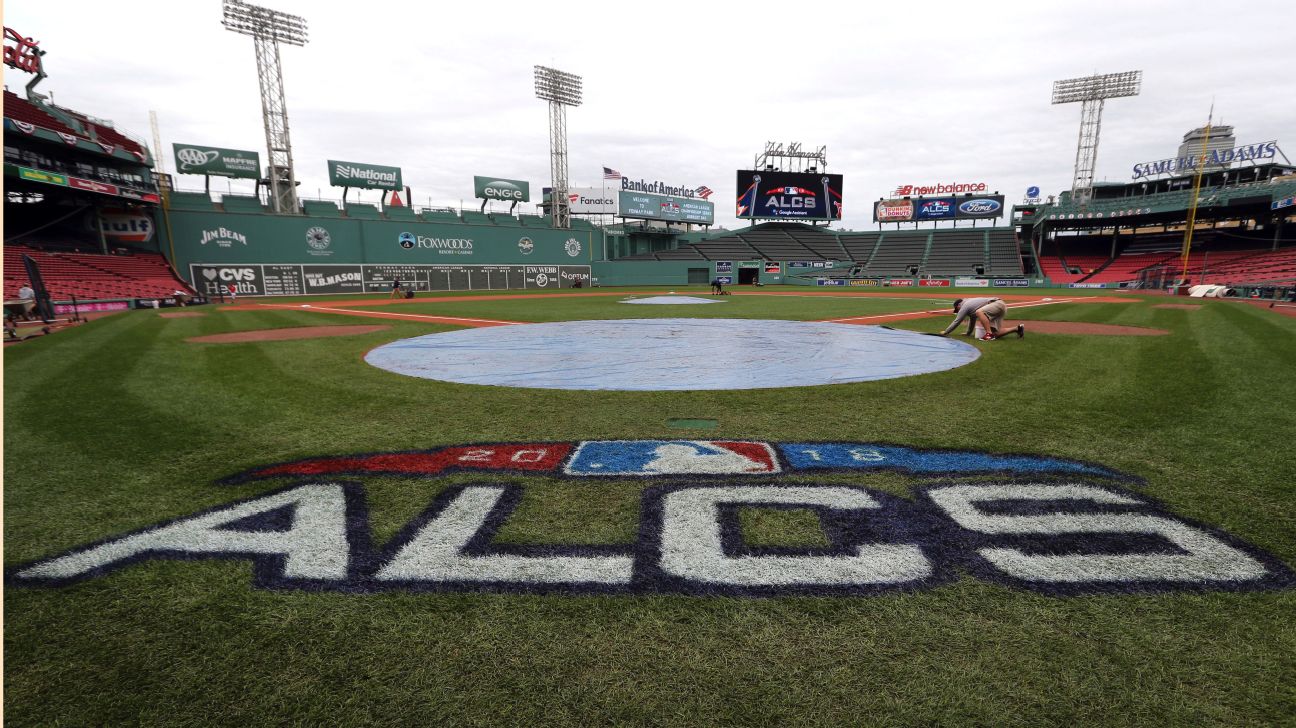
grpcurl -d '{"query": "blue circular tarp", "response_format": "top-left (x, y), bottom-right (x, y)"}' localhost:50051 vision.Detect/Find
top-left (364, 319), bottom-right (979, 391)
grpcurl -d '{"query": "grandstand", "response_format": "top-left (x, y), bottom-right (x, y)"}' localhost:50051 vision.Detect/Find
top-left (3, 245), bottom-right (189, 301)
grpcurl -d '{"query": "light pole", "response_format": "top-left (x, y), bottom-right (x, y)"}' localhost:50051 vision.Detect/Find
top-left (223, 0), bottom-right (308, 214)
top-left (1052, 71), bottom-right (1142, 206)
top-left (534, 65), bottom-right (582, 229)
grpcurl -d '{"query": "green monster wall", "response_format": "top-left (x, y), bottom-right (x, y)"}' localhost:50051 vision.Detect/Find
top-left (163, 210), bottom-right (602, 296)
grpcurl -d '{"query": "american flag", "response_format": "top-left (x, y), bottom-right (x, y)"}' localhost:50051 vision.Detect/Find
top-left (603, 167), bottom-right (621, 179)
top-left (695, 185), bottom-right (714, 200)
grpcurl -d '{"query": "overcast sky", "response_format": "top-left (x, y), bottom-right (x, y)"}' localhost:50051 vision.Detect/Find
top-left (7, 0), bottom-right (1294, 229)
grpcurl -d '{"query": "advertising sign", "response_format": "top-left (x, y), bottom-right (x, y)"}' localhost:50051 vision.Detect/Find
top-left (328, 160), bottom-right (403, 190)
top-left (816, 278), bottom-right (846, 286)
top-left (891, 182), bottom-right (988, 197)
top-left (736, 170), bottom-right (844, 220)
top-left (474, 176), bottom-right (530, 202)
top-left (915, 198), bottom-right (956, 220)
top-left (555, 187), bottom-right (617, 214)
top-left (888, 279), bottom-right (914, 286)
top-left (617, 190), bottom-right (714, 224)
top-left (956, 196), bottom-right (1005, 219)
top-left (620, 176), bottom-right (703, 198)
top-left (764, 262), bottom-right (782, 274)
top-left (955, 277), bottom-right (990, 287)
top-left (919, 279), bottom-right (951, 287)
top-left (874, 199), bottom-right (914, 222)
top-left (715, 276), bottom-right (732, 285)
top-left (715, 261), bottom-right (733, 273)
top-left (1069, 282), bottom-right (1106, 289)
top-left (190, 263), bottom-right (593, 296)
top-left (1272, 195), bottom-right (1295, 211)
top-left (1132, 141), bottom-right (1279, 179)
top-left (993, 278), bottom-right (1030, 287)
top-left (739, 261), bottom-right (761, 268)
top-left (849, 279), bottom-right (883, 286)
top-left (173, 144), bottom-right (261, 179)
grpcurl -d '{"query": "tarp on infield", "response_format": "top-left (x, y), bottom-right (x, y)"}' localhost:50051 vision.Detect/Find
top-left (364, 319), bottom-right (979, 391)
top-left (620, 296), bottom-right (722, 305)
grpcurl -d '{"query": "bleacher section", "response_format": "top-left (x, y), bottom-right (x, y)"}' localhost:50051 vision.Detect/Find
top-left (987, 229), bottom-right (1023, 276)
top-left (1204, 247), bottom-right (1296, 285)
top-left (302, 200), bottom-right (344, 218)
top-left (3, 245), bottom-right (192, 301)
top-left (221, 195), bottom-right (267, 214)
top-left (4, 90), bottom-right (79, 136)
top-left (167, 192), bottom-right (216, 212)
top-left (838, 232), bottom-right (882, 263)
top-left (922, 230), bottom-right (985, 276)
top-left (383, 206), bottom-right (420, 222)
top-left (865, 231), bottom-right (929, 275)
top-left (343, 203), bottom-right (383, 220)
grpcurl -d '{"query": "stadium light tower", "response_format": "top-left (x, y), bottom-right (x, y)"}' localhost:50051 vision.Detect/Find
top-left (1052, 70), bottom-right (1142, 206)
top-left (223, 0), bottom-right (308, 214)
top-left (534, 65), bottom-right (582, 229)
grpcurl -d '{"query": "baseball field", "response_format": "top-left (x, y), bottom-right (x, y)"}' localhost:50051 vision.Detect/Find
top-left (5, 287), bottom-right (1294, 726)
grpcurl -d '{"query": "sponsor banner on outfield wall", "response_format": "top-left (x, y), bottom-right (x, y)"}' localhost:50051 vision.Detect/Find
top-left (955, 277), bottom-right (989, 287)
top-left (715, 261), bottom-right (733, 273)
top-left (173, 144), bottom-right (260, 179)
top-left (816, 278), bottom-right (846, 286)
top-left (189, 263), bottom-right (592, 297)
top-left (888, 279), bottom-right (915, 286)
top-left (328, 159), bottom-right (403, 190)
top-left (764, 262), bottom-right (782, 274)
top-left (618, 190), bottom-right (715, 225)
top-left (849, 279), bottom-right (884, 286)
top-left (474, 176), bottom-right (530, 202)
top-left (1069, 283), bottom-right (1107, 289)
top-left (993, 278), bottom-right (1030, 287)
top-left (739, 261), bottom-right (761, 268)
top-left (715, 276), bottom-right (732, 285)
top-left (919, 279), bottom-right (951, 287)
top-left (12, 439), bottom-right (1295, 597)
top-left (736, 170), bottom-right (844, 221)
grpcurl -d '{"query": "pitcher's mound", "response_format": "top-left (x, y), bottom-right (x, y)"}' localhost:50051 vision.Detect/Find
top-left (188, 325), bottom-right (390, 344)
top-left (1024, 321), bottom-right (1169, 336)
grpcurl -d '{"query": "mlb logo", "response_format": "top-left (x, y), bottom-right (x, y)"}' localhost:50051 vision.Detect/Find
top-left (565, 440), bottom-right (780, 476)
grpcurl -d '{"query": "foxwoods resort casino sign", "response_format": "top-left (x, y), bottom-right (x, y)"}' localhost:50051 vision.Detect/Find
top-left (9, 441), bottom-right (1294, 597)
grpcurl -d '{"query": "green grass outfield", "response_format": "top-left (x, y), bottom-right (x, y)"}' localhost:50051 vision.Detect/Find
top-left (5, 290), bottom-right (1295, 726)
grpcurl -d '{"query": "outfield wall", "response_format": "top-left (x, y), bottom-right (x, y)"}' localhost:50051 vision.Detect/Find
top-left (163, 210), bottom-right (601, 295)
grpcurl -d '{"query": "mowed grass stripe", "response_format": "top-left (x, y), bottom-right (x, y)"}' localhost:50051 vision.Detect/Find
top-left (5, 295), bottom-right (1295, 726)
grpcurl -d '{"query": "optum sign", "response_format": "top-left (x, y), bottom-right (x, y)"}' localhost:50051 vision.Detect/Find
top-left (474, 176), bottom-right (530, 202)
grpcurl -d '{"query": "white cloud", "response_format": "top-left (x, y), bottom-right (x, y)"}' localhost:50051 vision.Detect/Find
top-left (6, 0), bottom-right (1294, 227)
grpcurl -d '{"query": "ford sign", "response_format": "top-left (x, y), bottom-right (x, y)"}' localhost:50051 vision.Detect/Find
top-left (957, 197), bottom-right (1004, 218)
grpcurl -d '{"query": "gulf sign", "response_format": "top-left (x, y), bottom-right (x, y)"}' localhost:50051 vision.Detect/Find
top-left (8, 440), bottom-right (1293, 598)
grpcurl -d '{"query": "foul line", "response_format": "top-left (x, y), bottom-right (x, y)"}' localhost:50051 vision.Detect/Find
top-left (252, 303), bottom-right (525, 327)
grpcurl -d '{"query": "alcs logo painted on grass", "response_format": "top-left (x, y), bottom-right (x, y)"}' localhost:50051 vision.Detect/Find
top-left (8, 441), bottom-right (1295, 597)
